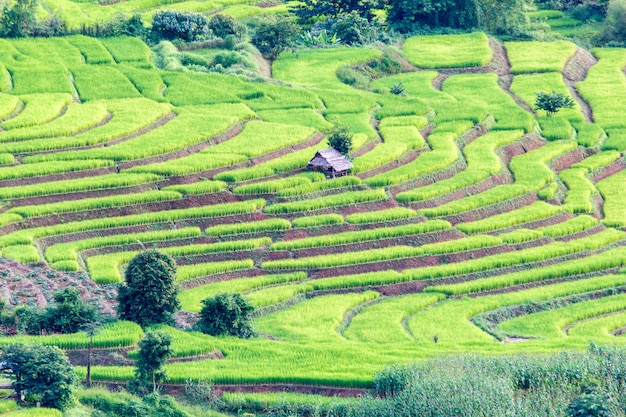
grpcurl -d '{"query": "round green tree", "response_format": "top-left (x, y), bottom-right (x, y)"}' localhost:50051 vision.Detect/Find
top-left (0, 343), bottom-right (77, 410)
top-left (196, 293), bottom-right (255, 338)
top-left (129, 331), bottom-right (174, 396)
top-left (117, 250), bottom-right (180, 327)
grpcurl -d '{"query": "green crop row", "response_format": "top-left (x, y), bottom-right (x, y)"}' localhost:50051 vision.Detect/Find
top-left (419, 184), bottom-right (528, 217)
top-left (577, 49), bottom-right (626, 130)
top-left (0, 159), bottom-right (113, 181)
top-left (538, 117), bottom-right (576, 141)
top-left (404, 228), bottom-right (624, 282)
top-left (44, 227), bottom-right (201, 264)
top-left (505, 41), bottom-right (577, 74)
top-left (179, 272), bottom-right (307, 312)
top-left (1, 93), bottom-right (72, 130)
top-left (574, 123), bottom-right (605, 147)
top-left (177, 259), bottom-right (255, 282)
top-left (257, 108), bottom-right (333, 131)
top-left (498, 228), bottom-right (544, 244)
top-left (129, 325), bottom-right (217, 359)
top-left (559, 167), bottom-right (596, 213)
top-left (72, 65), bottom-right (142, 102)
top-left (442, 74), bottom-right (535, 132)
top-left (456, 201), bottom-right (563, 233)
top-left (233, 176), bottom-right (312, 195)
top-left (271, 220), bottom-right (450, 251)
top-left (87, 237), bottom-right (270, 284)
top-left (263, 235), bottom-right (501, 270)
top-left (203, 121), bottom-right (316, 158)
top-left (397, 129), bottom-right (524, 203)
top-left (0, 153), bottom-right (14, 165)
top-left (345, 207), bottom-right (417, 224)
top-left (265, 189), bottom-right (387, 214)
top-left (213, 144), bottom-right (327, 182)
top-left (403, 32), bottom-right (492, 69)
top-left (161, 181), bottom-right (227, 195)
top-left (427, 245), bottom-right (626, 296)
top-left (0, 199), bottom-right (265, 248)
top-left (205, 219), bottom-right (291, 236)
top-left (0, 93), bottom-right (20, 119)
top-left (28, 106), bottom-right (250, 162)
top-left (0, 321), bottom-right (143, 349)
top-left (498, 293), bottom-right (626, 339)
top-left (364, 127), bottom-right (462, 187)
top-left (67, 35), bottom-right (115, 64)
top-left (1, 244), bottom-right (40, 263)
top-left (247, 270), bottom-right (406, 308)
top-left (0, 99), bottom-right (172, 155)
top-left (572, 150), bottom-right (620, 172)
top-left (597, 170), bottom-right (626, 227)
top-left (603, 127), bottom-right (626, 152)
top-left (0, 173), bottom-right (160, 200)
top-left (8, 190), bottom-right (182, 219)
top-left (537, 214), bottom-right (598, 238)
top-left (510, 140), bottom-right (579, 190)
top-left (0, 102), bottom-right (109, 142)
top-left (278, 176), bottom-right (362, 197)
top-left (291, 213), bottom-right (344, 228)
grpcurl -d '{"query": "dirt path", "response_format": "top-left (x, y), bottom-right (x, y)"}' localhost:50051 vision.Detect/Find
top-left (489, 38), bottom-right (534, 114)
top-left (255, 50), bottom-right (272, 79)
top-left (563, 47), bottom-right (597, 123)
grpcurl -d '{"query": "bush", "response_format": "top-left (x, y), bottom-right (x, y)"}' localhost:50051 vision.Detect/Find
top-left (332, 12), bottom-right (381, 45)
top-left (251, 15), bottom-right (299, 60)
top-left (151, 10), bottom-right (210, 42)
top-left (196, 293), bottom-right (255, 338)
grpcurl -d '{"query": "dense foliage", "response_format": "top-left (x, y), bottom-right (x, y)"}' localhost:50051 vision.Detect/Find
top-left (251, 15), bottom-right (299, 60)
top-left (118, 250), bottom-right (180, 327)
top-left (387, 0), bottom-right (527, 34)
top-left (196, 292), bottom-right (255, 338)
top-left (151, 10), bottom-right (210, 42)
top-left (0, 343), bottom-right (76, 410)
top-left (15, 287), bottom-right (98, 335)
top-left (80, 389), bottom-right (190, 417)
top-left (291, 0), bottom-right (383, 20)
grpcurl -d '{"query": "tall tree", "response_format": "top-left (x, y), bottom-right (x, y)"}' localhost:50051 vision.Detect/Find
top-left (130, 331), bottom-right (174, 395)
top-left (0, 344), bottom-right (76, 410)
top-left (251, 15), bottom-right (299, 60)
top-left (117, 250), bottom-right (180, 327)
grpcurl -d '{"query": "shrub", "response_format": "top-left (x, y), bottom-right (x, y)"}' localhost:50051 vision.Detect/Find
top-left (327, 125), bottom-right (353, 155)
top-left (196, 293), bottom-right (255, 338)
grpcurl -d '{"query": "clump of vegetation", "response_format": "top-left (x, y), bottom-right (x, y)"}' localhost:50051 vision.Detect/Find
top-left (251, 15), bottom-right (299, 60)
top-left (117, 250), bottom-right (180, 327)
top-left (14, 287), bottom-right (99, 335)
top-left (196, 292), bottom-right (255, 338)
top-left (151, 10), bottom-right (210, 42)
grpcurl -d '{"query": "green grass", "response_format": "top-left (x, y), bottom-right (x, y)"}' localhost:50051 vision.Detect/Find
top-left (559, 167), bottom-right (596, 213)
top-left (205, 219), bottom-right (291, 236)
top-left (292, 214), bottom-right (344, 228)
top-left (456, 201), bottom-right (563, 233)
top-left (1, 93), bottom-right (72, 130)
top-left (510, 72), bottom-right (583, 121)
top-left (403, 33), bottom-right (492, 69)
top-left (345, 207), bottom-right (417, 224)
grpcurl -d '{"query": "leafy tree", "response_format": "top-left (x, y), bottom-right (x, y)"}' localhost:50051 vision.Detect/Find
top-left (196, 293), bottom-right (255, 338)
top-left (597, 0), bottom-right (626, 46)
top-left (291, 0), bottom-right (383, 20)
top-left (0, 0), bottom-right (37, 37)
top-left (251, 15), bottom-right (299, 60)
top-left (129, 331), bottom-right (174, 395)
top-left (209, 13), bottom-right (246, 40)
top-left (0, 343), bottom-right (76, 410)
top-left (327, 125), bottom-right (353, 155)
top-left (151, 10), bottom-right (210, 42)
top-left (332, 11), bottom-right (381, 45)
top-left (118, 250), bottom-right (180, 327)
top-left (535, 90), bottom-right (575, 117)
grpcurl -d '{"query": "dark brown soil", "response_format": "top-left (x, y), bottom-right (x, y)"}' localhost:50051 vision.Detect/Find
top-left (563, 47), bottom-right (597, 123)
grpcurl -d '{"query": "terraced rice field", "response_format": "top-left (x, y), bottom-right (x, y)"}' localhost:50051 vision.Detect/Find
top-left (0, 34), bottom-right (625, 389)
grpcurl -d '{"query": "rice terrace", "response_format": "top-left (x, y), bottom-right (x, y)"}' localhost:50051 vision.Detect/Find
top-left (0, 0), bottom-right (624, 415)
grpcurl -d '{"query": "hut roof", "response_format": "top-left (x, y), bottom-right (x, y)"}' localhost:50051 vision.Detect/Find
top-left (308, 148), bottom-right (353, 171)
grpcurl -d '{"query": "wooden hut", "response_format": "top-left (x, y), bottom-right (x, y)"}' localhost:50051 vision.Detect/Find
top-left (307, 148), bottom-right (353, 178)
